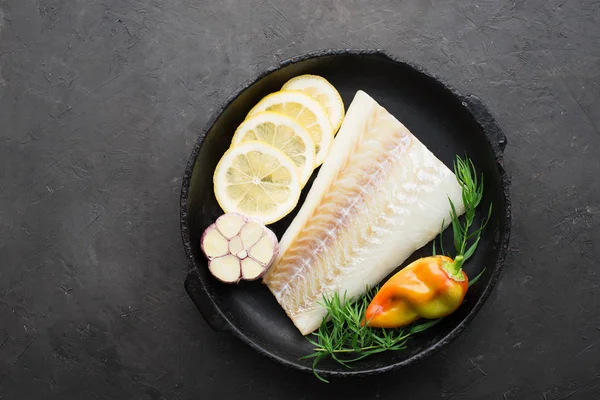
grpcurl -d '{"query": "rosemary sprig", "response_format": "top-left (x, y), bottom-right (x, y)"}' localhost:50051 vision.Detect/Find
top-left (303, 155), bottom-right (491, 382)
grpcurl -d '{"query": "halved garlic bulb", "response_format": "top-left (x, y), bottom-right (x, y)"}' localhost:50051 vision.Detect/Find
top-left (200, 213), bottom-right (279, 283)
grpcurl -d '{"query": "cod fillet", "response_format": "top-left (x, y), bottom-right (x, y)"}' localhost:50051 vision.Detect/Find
top-left (263, 90), bottom-right (466, 335)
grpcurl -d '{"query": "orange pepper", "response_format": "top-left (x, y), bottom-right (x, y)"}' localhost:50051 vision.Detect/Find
top-left (364, 255), bottom-right (468, 328)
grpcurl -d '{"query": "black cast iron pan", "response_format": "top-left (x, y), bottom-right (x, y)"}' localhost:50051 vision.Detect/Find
top-left (180, 49), bottom-right (511, 380)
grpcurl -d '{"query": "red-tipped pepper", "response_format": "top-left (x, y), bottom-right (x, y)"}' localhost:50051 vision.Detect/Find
top-left (364, 255), bottom-right (468, 328)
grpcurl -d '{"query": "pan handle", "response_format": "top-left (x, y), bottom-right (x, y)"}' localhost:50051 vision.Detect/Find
top-left (462, 94), bottom-right (507, 154)
top-left (185, 270), bottom-right (230, 332)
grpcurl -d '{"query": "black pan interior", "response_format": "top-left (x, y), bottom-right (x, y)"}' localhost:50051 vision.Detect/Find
top-left (182, 51), bottom-right (509, 377)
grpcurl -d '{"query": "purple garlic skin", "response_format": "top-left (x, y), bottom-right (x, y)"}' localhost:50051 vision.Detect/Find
top-left (201, 212), bottom-right (279, 283)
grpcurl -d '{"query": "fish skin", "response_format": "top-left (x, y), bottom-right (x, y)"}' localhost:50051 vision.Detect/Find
top-left (263, 90), bottom-right (466, 335)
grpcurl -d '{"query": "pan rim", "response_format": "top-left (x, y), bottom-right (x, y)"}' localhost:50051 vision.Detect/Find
top-left (179, 48), bottom-right (511, 378)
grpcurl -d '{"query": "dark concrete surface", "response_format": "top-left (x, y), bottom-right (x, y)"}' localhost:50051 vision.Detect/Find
top-left (0, 0), bottom-right (599, 399)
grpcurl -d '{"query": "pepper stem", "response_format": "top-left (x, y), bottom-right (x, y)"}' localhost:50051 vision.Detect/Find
top-left (442, 255), bottom-right (465, 282)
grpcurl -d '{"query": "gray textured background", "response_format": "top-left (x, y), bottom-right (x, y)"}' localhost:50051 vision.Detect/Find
top-left (1, 0), bottom-right (599, 399)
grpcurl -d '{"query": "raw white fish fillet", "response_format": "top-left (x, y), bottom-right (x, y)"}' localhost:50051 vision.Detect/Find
top-left (263, 90), bottom-right (466, 335)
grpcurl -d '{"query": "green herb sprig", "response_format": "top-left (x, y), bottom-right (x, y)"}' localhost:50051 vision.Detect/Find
top-left (435, 156), bottom-right (492, 261)
top-left (302, 290), bottom-right (442, 383)
top-left (303, 155), bottom-right (491, 383)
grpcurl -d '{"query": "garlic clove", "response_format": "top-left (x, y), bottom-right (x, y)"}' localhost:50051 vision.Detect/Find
top-left (229, 235), bottom-right (244, 255)
top-left (249, 234), bottom-right (276, 265)
top-left (241, 258), bottom-right (265, 280)
top-left (240, 221), bottom-right (265, 248)
top-left (201, 227), bottom-right (229, 259)
top-left (216, 212), bottom-right (245, 239)
top-left (209, 255), bottom-right (241, 283)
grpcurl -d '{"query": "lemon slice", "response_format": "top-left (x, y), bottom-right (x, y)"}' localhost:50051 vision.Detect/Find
top-left (248, 90), bottom-right (333, 167)
top-left (281, 74), bottom-right (345, 133)
top-left (231, 111), bottom-right (316, 187)
top-left (213, 140), bottom-right (302, 225)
